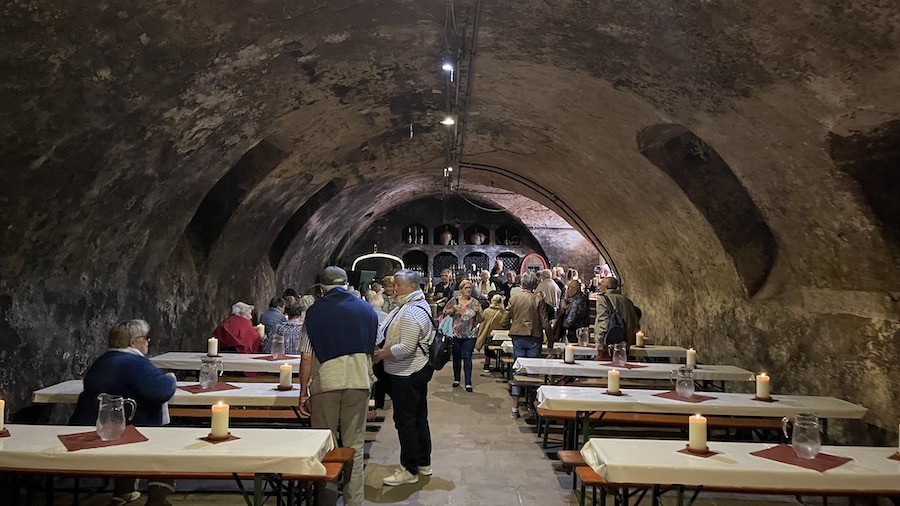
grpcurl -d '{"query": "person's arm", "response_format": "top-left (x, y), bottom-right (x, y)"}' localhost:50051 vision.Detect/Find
top-left (595, 297), bottom-right (610, 335)
top-left (539, 299), bottom-right (552, 341)
top-left (296, 324), bottom-right (313, 415)
top-left (388, 310), bottom-right (428, 361)
top-left (499, 304), bottom-right (512, 329)
top-left (129, 358), bottom-right (177, 406)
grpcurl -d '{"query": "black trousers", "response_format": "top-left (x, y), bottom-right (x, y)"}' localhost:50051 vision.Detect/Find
top-left (372, 360), bottom-right (391, 409)
top-left (389, 366), bottom-right (434, 475)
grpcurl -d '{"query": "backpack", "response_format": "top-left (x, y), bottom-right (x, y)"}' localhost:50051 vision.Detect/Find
top-left (600, 293), bottom-right (627, 346)
top-left (408, 305), bottom-right (452, 371)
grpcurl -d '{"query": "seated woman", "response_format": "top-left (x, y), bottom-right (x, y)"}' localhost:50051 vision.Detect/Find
top-left (266, 296), bottom-right (316, 355)
top-left (211, 302), bottom-right (261, 353)
top-left (69, 319), bottom-right (177, 506)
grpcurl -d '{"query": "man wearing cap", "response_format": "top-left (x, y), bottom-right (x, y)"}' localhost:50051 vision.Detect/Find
top-left (298, 266), bottom-right (377, 506)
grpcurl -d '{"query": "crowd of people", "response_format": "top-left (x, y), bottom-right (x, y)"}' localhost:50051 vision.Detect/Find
top-left (70, 260), bottom-right (639, 506)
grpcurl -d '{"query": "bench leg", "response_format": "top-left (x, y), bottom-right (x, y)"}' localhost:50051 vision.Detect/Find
top-left (579, 478), bottom-right (586, 506)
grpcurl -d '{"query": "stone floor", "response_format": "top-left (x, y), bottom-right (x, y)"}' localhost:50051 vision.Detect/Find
top-left (39, 360), bottom-right (885, 505)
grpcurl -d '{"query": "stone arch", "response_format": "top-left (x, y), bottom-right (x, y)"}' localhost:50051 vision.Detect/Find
top-left (637, 123), bottom-right (777, 296)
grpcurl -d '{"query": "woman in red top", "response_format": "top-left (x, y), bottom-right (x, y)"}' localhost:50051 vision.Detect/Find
top-left (211, 302), bottom-right (261, 353)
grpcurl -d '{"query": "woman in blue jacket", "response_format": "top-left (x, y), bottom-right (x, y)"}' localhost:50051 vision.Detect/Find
top-left (70, 319), bottom-right (176, 506)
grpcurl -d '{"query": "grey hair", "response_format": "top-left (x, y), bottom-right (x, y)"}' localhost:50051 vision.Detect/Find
top-left (480, 269), bottom-right (490, 277)
top-left (324, 283), bottom-right (348, 292)
top-left (108, 319), bottom-right (150, 349)
top-left (539, 269), bottom-right (552, 279)
top-left (297, 295), bottom-right (316, 312)
top-left (393, 269), bottom-right (420, 287)
top-left (365, 290), bottom-right (385, 309)
top-left (521, 271), bottom-right (539, 290)
top-left (231, 301), bottom-right (254, 317)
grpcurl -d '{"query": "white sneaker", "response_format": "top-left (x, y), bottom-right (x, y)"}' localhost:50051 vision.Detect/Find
top-left (418, 465), bottom-right (433, 476)
top-left (383, 468), bottom-right (419, 486)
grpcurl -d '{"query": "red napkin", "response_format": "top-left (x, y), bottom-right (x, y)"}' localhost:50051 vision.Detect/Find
top-left (888, 452), bottom-right (900, 461)
top-left (653, 390), bottom-right (717, 403)
top-left (179, 382), bottom-right (241, 394)
top-left (58, 425), bottom-right (148, 451)
top-left (252, 355), bottom-right (300, 361)
top-left (750, 444), bottom-right (853, 472)
top-left (600, 362), bottom-right (648, 369)
top-left (200, 433), bottom-right (241, 444)
top-left (752, 396), bottom-right (778, 403)
top-left (273, 385), bottom-right (298, 391)
top-left (678, 445), bottom-right (720, 458)
top-left (0, 429), bottom-right (10, 438)
top-left (603, 390), bottom-right (626, 396)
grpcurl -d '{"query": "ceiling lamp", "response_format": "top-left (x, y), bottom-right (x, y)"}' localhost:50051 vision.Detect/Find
top-left (441, 116), bottom-right (455, 126)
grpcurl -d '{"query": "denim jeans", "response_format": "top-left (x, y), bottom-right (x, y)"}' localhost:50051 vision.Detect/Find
top-left (452, 338), bottom-right (476, 385)
top-left (510, 336), bottom-right (541, 395)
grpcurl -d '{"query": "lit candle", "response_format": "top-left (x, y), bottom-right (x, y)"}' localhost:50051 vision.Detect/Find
top-left (686, 348), bottom-right (697, 368)
top-left (756, 372), bottom-right (771, 399)
top-left (211, 401), bottom-right (229, 438)
top-left (688, 413), bottom-right (707, 451)
top-left (564, 345), bottom-right (575, 364)
top-left (607, 369), bottom-right (620, 394)
top-left (636, 330), bottom-right (645, 347)
top-left (207, 337), bottom-right (218, 357)
top-left (255, 324), bottom-right (265, 338)
top-left (279, 363), bottom-right (292, 389)
top-left (0, 399), bottom-right (5, 432)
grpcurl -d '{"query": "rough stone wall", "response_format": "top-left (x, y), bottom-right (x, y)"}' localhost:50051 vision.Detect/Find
top-left (0, 0), bottom-right (896, 444)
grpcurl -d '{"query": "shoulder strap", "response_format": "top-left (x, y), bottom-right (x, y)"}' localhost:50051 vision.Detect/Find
top-left (400, 304), bottom-right (437, 358)
top-left (601, 293), bottom-right (623, 318)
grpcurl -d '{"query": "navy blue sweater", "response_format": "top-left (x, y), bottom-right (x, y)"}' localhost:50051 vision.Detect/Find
top-left (69, 350), bottom-right (176, 427)
top-left (305, 288), bottom-right (377, 363)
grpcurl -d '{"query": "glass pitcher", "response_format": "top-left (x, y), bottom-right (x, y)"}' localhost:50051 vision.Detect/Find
top-left (782, 413), bottom-right (821, 459)
top-left (576, 328), bottom-right (590, 347)
top-left (671, 365), bottom-right (695, 398)
top-left (199, 356), bottom-right (224, 389)
top-left (96, 393), bottom-right (136, 441)
top-left (607, 342), bottom-right (627, 366)
top-left (270, 335), bottom-right (285, 360)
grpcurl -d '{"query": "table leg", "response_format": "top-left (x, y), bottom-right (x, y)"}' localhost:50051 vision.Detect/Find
top-left (45, 475), bottom-right (54, 506)
top-left (676, 485), bottom-right (685, 506)
top-left (253, 474), bottom-right (263, 506)
top-left (652, 484), bottom-right (660, 506)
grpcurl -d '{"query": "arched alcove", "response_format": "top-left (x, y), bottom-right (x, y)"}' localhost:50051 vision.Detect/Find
top-left (432, 252), bottom-right (459, 275)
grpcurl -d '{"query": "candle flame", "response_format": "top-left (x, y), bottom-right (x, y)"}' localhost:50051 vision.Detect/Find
top-left (216, 401), bottom-right (223, 407)
top-left (760, 371), bottom-right (768, 377)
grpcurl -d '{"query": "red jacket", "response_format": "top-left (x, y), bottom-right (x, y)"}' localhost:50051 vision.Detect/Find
top-left (212, 315), bottom-right (261, 354)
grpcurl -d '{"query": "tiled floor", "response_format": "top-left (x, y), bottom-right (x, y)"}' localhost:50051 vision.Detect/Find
top-left (31, 361), bottom-right (888, 505)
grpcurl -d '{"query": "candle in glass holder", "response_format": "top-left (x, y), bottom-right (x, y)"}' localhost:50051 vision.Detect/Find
top-left (607, 369), bottom-right (620, 394)
top-left (688, 413), bottom-right (707, 451)
top-left (686, 348), bottom-right (697, 368)
top-left (564, 345), bottom-right (575, 364)
top-left (0, 399), bottom-right (5, 432)
top-left (207, 337), bottom-right (218, 357)
top-left (211, 401), bottom-right (230, 438)
top-left (255, 324), bottom-right (265, 338)
top-left (635, 331), bottom-right (645, 347)
top-left (279, 363), bottom-right (292, 389)
top-left (756, 372), bottom-right (771, 399)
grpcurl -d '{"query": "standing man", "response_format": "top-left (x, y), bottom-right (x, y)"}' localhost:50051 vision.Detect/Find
top-left (374, 269), bottom-right (434, 486)
top-left (298, 266), bottom-right (377, 506)
top-left (536, 269), bottom-right (562, 319)
top-left (430, 268), bottom-right (456, 311)
top-left (594, 277), bottom-right (639, 347)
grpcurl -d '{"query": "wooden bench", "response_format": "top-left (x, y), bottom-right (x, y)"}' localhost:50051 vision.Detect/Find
top-left (575, 465), bottom-right (606, 506)
top-left (536, 407), bottom-right (782, 449)
top-left (557, 450), bottom-right (586, 491)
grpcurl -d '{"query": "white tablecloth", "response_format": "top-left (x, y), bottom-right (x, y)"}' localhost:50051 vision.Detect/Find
top-left (33, 380), bottom-right (301, 407)
top-left (536, 385), bottom-right (867, 419)
top-left (489, 330), bottom-right (510, 342)
top-left (514, 358), bottom-right (754, 381)
top-left (0, 425), bottom-right (333, 477)
top-left (581, 438), bottom-right (900, 493)
top-left (150, 352), bottom-right (301, 373)
top-left (499, 343), bottom-right (686, 361)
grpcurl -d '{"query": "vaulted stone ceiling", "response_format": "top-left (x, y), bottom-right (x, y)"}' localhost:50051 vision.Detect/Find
top-left (1, 1), bottom-right (897, 437)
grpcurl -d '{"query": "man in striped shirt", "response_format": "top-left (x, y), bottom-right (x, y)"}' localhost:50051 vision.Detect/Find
top-left (374, 269), bottom-right (435, 486)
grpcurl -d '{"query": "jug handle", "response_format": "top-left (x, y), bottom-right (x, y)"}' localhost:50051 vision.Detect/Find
top-left (123, 398), bottom-right (137, 422)
top-left (217, 361), bottom-right (224, 376)
top-left (781, 416), bottom-right (791, 441)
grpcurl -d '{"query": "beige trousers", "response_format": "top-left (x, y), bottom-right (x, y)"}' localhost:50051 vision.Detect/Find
top-left (310, 388), bottom-right (369, 506)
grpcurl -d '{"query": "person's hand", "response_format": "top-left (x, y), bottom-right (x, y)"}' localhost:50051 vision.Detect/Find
top-left (298, 395), bottom-right (311, 417)
top-left (373, 348), bottom-right (392, 363)
top-left (165, 372), bottom-right (177, 382)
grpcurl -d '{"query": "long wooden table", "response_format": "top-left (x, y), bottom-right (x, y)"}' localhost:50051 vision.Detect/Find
top-left (0, 424), bottom-right (335, 505)
top-left (33, 380), bottom-right (301, 407)
top-left (538, 385), bottom-right (867, 450)
top-left (580, 438), bottom-right (900, 505)
top-left (514, 358), bottom-right (754, 383)
top-left (150, 352), bottom-right (301, 373)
